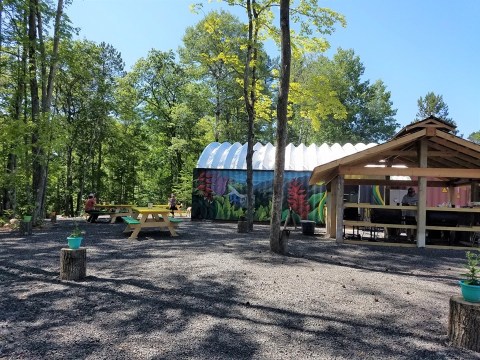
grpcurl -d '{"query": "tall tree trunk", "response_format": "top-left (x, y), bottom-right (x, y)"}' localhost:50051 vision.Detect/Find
top-left (96, 143), bottom-right (102, 199)
top-left (270, 0), bottom-right (291, 254)
top-left (29, 0), bottom-right (64, 223)
top-left (243, 0), bottom-right (256, 231)
top-left (3, 42), bottom-right (27, 212)
top-left (65, 146), bottom-right (74, 216)
top-left (45, 0), bottom-right (63, 110)
top-left (28, 0), bottom-right (42, 222)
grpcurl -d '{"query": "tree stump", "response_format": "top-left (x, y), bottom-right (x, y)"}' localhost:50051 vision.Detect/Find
top-left (19, 221), bottom-right (32, 235)
top-left (301, 220), bottom-right (315, 235)
top-left (448, 295), bottom-right (480, 352)
top-left (237, 220), bottom-right (248, 233)
top-left (60, 248), bottom-right (86, 281)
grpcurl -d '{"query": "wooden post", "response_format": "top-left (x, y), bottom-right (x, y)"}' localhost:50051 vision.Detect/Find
top-left (325, 184), bottom-right (332, 238)
top-left (471, 181), bottom-right (480, 202)
top-left (335, 176), bottom-right (345, 244)
top-left (60, 248), bottom-right (86, 281)
top-left (448, 295), bottom-right (480, 352)
top-left (416, 139), bottom-right (428, 248)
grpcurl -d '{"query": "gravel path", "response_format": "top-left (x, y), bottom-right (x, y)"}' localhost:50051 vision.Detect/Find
top-left (1, 217), bottom-right (479, 359)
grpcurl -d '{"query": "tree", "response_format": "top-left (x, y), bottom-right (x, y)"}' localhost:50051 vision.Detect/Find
top-left (229, 0), bottom-right (269, 231)
top-left (290, 48), bottom-right (398, 145)
top-left (468, 131), bottom-right (480, 144)
top-left (52, 39), bottom-right (124, 215)
top-left (288, 54), bottom-right (346, 145)
top-left (119, 50), bottom-right (210, 203)
top-left (179, 10), bottom-right (247, 143)
top-left (0, 0), bottom-right (29, 214)
top-left (207, 0), bottom-right (346, 231)
top-left (269, 0), bottom-right (290, 254)
top-left (415, 91), bottom-right (456, 126)
top-left (28, 0), bottom-right (69, 223)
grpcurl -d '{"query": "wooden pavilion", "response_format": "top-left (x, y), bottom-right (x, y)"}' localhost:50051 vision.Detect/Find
top-left (308, 116), bottom-right (480, 247)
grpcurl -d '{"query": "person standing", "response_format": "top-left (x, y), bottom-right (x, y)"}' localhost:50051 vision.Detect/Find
top-left (84, 193), bottom-right (99, 223)
top-left (402, 187), bottom-right (418, 240)
top-left (168, 193), bottom-right (178, 217)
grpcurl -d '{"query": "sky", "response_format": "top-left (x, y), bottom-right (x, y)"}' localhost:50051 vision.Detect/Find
top-left (67, 0), bottom-right (479, 138)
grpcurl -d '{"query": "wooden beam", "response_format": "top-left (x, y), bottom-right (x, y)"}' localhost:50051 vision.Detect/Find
top-left (430, 138), bottom-right (480, 167)
top-left (309, 129), bottom-right (427, 185)
top-left (417, 139), bottom-right (427, 248)
top-left (343, 179), bottom-right (449, 187)
top-left (338, 166), bottom-right (480, 179)
top-left (425, 156), bottom-right (465, 169)
top-left (425, 127), bottom-right (437, 136)
top-left (335, 176), bottom-right (344, 244)
top-left (326, 179), bottom-right (336, 239)
top-left (383, 150), bottom-right (458, 157)
top-left (436, 130), bottom-right (480, 154)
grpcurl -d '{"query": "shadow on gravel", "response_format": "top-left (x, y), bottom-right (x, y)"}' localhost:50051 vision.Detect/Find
top-left (0, 219), bottom-right (477, 359)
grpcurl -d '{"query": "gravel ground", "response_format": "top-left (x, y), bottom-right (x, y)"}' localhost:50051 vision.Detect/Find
top-left (1, 217), bottom-right (479, 360)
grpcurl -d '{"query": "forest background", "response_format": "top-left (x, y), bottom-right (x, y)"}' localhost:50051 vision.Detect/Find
top-left (1, 0), bottom-right (479, 224)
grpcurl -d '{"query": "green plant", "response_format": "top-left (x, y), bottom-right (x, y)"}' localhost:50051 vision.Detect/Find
top-left (69, 223), bottom-right (83, 238)
top-left (17, 204), bottom-right (35, 217)
top-left (462, 251), bottom-right (480, 285)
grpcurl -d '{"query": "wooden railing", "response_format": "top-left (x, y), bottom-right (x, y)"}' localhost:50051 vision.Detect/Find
top-left (343, 202), bottom-right (480, 233)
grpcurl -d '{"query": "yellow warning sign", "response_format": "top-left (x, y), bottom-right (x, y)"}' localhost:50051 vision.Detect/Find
top-left (442, 187), bottom-right (448, 193)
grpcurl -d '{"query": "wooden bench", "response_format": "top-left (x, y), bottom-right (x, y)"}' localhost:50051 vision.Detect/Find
top-left (344, 221), bottom-right (480, 233)
top-left (343, 220), bottom-right (417, 240)
top-left (155, 204), bottom-right (187, 217)
top-left (122, 216), bottom-right (140, 225)
top-left (343, 220), bottom-right (417, 229)
top-left (108, 211), bottom-right (132, 223)
top-left (425, 225), bottom-right (480, 232)
top-left (83, 210), bottom-right (108, 221)
top-left (168, 217), bottom-right (182, 227)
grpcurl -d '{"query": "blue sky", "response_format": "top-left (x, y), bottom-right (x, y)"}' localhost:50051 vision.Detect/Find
top-left (67, 0), bottom-right (479, 138)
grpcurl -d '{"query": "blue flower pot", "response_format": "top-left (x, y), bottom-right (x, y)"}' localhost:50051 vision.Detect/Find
top-left (459, 280), bottom-right (480, 303)
top-left (67, 236), bottom-right (83, 250)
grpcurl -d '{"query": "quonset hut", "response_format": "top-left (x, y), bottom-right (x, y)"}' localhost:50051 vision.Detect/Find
top-left (192, 142), bottom-right (381, 224)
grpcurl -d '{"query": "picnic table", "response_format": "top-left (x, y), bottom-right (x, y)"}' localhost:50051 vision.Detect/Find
top-left (122, 206), bottom-right (182, 240)
top-left (94, 204), bottom-right (135, 224)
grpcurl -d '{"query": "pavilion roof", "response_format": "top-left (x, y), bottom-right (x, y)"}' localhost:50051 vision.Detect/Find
top-left (309, 116), bottom-right (480, 186)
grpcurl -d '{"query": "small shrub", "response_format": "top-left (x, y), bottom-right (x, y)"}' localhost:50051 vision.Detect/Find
top-left (462, 251), bottom-right (480, 285)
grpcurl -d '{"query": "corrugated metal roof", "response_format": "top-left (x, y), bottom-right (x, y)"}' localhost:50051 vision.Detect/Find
top-left (196, 142), bottom-right (378, 171)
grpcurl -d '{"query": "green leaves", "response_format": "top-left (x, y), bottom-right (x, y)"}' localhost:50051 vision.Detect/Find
top-left (289, 48), bottom-right (398, 144)
top-left (462, 251), bottom-right (480, 285)
top-left (415, 91), bottom-right (455, 126)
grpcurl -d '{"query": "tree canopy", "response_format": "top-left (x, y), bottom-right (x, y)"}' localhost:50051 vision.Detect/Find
top-left (0, 1), bottom-right (404, 223)
top-left (289, 48), bottom-right (398, 145)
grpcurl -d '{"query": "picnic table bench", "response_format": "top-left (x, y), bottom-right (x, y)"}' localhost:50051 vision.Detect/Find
top-left (93, 204), bottom-right (135, 223)
top-left (122, 207), bottom-right (182, 240)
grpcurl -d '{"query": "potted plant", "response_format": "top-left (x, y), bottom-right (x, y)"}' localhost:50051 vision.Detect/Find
top-left (67, 223), bottom-right (84, 249)
top-left (18, 204), bottom-right (35, 222)
top-left (459, 250), bottom-right (480, 303)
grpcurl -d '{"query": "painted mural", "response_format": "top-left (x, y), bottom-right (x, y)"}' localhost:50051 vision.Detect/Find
top-left (192, 169), bottom-right (385, 224)
top-left (193, 169), bottom-right (333, 224)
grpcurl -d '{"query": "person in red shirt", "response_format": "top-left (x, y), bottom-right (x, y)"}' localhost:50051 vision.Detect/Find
top-left (84, 193), bottom-right (98, 223)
